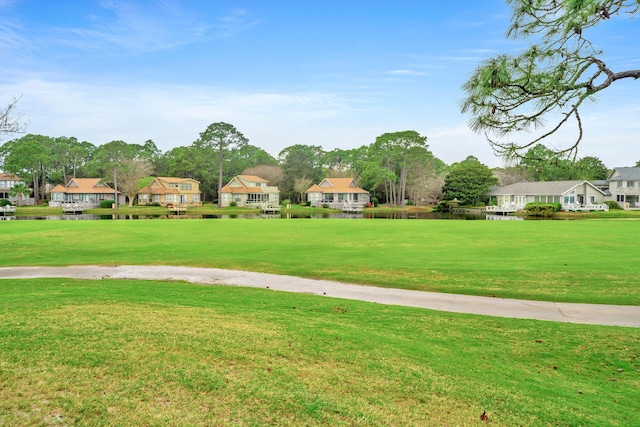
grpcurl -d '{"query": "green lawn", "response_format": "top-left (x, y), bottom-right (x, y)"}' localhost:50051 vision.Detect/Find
top-left (1, 219), bottom-right (639, 304)
top-left (1, 278), bottom-right (638, 426)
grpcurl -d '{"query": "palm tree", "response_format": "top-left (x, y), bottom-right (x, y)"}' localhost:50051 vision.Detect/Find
top-left (9, 183), bottom-right (31, 206)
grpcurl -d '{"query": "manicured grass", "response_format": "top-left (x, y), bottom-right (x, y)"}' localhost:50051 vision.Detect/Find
top-left (1, 219), bottom-right (639, 304)
top-left (1, 278), bottom-right (638, 426)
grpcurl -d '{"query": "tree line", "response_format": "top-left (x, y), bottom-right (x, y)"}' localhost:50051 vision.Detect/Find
top-left (0, 121), bottom-right (627, 207)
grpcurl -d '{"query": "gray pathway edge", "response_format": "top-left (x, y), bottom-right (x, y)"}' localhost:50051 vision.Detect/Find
top-left (1, 265), bottom-right (639, 328)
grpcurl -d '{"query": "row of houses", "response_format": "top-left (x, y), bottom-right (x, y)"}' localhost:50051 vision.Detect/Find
top-left (42, 175), bottom-right (371, 210)
top-left (4, 167), bottom-right (640, 211)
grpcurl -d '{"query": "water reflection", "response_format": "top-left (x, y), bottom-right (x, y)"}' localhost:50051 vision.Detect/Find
top-left (10, 211), bottom-right (515, 220)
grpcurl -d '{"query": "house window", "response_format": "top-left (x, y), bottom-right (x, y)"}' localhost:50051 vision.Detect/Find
top-left (589, 196), bottom-right (595, 204)
top-left (627, 181), bottom-right (635, 187)
top-left (617, 181), bottom-right (623, 188)
top-left (154, 195), bottom-right (160, 203)
top-left (563, 196), bottom-right (575, 204)
top-left (617, 195), bottom-right (625, 202)
top-left (192, 194), bottom-right (199, 202)
top-left (180, 183), bottom-right (192, 190)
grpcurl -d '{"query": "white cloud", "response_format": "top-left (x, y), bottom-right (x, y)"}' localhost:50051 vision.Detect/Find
top-left (2, 78), bottom-right (363, 156)
top-left (47, 2), bottom-right (260, 54)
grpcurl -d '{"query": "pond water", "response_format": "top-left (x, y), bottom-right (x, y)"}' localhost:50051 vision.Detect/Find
top-left (1, 211), bottom-right (526, 221)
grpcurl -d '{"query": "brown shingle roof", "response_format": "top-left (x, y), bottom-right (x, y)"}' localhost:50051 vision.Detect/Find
top-left (51, 178), bottom-right (114, 194)
top-left (306, 178), bottom-right (369, 194)
top-left (238, 175), bottom-right (268, 183)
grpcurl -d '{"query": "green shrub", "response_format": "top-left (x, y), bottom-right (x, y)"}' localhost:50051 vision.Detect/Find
top-left (229, 201), bottom-right (237, 207)
top-left (322, 203), bottom-right (329, 209)
top-left (604, 200), bottom-right (621, 210)
top-left (304, 201), bottom-right (311, 207)
top-left (525, 203), bottom-right (557, 217)
top-left (100, 200), bottom-right (115, 208)
top-left (0, 199), bottom-right (13, 207)
top-left (370, 197), bottom-right (379, 207)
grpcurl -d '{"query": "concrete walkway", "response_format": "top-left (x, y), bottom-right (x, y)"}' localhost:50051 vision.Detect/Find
top-left (1, 265), bottom-right (639, 328)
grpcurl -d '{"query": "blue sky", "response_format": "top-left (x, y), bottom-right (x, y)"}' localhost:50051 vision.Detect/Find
top-left (1, 0), bottom-right (638, 168)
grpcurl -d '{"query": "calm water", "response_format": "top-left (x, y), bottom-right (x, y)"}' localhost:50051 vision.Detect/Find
top-left (1, 211), bottom-right (526, 221)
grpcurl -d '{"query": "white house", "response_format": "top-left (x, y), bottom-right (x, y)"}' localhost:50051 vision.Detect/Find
top-left (487, 180), bottom-right (608, 212)
top-left (306, 178), bottom-right (370, 209)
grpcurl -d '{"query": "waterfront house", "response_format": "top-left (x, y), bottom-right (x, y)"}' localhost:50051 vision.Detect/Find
top-left (220, 175), bottom-right (280, 208)
top-left (487, 180), bottom-right (608, 212)
top-left (49, 178), bottom-right (124, 207)
top-left (137, 177), bottom-right (201, 207)
top-left (607, 167), bottom-right (640, 209)
top-left (0, 172), bottom-right (34, 205)
top-left (306, 178), bottom-right (370, 210)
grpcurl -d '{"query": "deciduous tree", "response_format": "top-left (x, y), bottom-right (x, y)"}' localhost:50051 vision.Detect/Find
top-left (1, 97), bottom-right (26, 140)
top-left (117, 159), bottom-right (154, 207)
top-left (293, 176), bottom-right (313, 204)
top-left (461, 0), bottom-right (640, 159)
top-left (242, 165), bottom-right (285, 188)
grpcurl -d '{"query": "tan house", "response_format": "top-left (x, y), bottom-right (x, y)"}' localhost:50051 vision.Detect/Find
top-left (137, 177), bottom-right (201, 207)
top-left (49, 178), bottom-right (124, 207)
top-left (306, 178), bottom-right (370, 209)
top-left (0, 172), bottom-right (34, 205)
top-left (220, 175), bottom-right (280, 208)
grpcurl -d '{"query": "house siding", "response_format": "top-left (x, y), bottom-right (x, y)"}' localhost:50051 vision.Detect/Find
top-left (606, 168), bottom-right (640, 209)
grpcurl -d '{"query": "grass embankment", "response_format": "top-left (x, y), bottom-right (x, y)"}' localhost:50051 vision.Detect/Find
top-left (13, 204), bottom-right (337, 217)
top-left (1, 219), bottom-right (639, 305)
top-left (1, 278), bottom-right (638, 426)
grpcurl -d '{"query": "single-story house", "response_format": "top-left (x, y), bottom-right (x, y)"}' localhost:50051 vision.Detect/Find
top-left (0, 172), bottom-right (34, 205)
top-left (487, 180), bottom-right (608, 212)
top-left (49, 178), bottom-right (125, 207)
top-left (137, 177), bottom-right (202, 207)
top-left (306, 178), bottom-right (370, 208)
top-left (220, 175), bottom-right (280, 208)
top-left (607, 167), bottom-right (640, 210)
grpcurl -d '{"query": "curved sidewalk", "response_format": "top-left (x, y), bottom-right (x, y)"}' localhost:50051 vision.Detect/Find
top-left (1, 265), bottom-right (639, 328)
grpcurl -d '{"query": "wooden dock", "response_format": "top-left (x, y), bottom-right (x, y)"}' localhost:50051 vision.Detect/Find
top-left (484, 205), bottom-right (521, 215)
top-left (167, 204), bottom-right (188, 214)
top-left (262, 204), bottom-right (281, 213)
top-left (61, 202), bottom-right (89, 214)
top-left (0, 205), bottom-right (16, 216)
top-left (341, 202), bottom-right (364, 213)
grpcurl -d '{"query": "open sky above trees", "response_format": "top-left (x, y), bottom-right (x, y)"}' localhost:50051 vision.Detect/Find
top-left (1, 0), bottom-right (638, 168)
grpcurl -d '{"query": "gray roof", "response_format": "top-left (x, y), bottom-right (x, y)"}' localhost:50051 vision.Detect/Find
top-left (488, 180), bottom-right (603, 196)
top-left (607, 167), bottom-right (640, 181)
